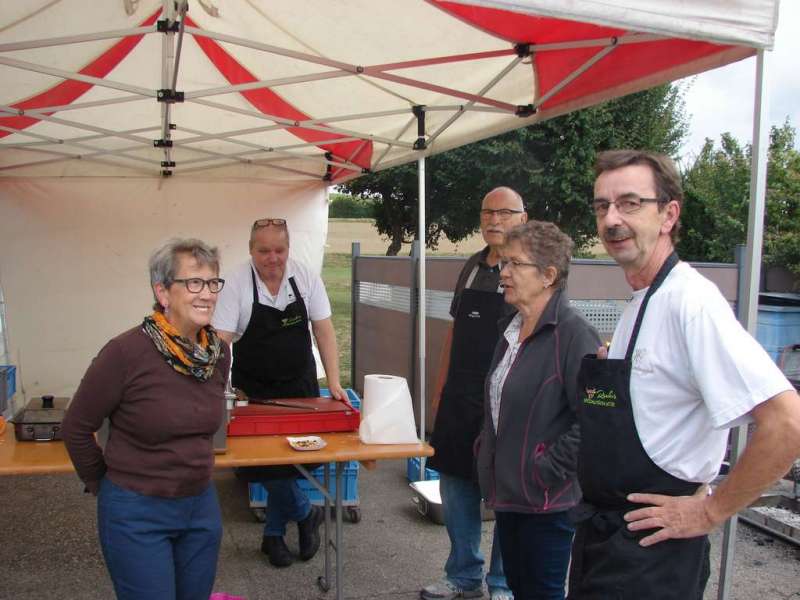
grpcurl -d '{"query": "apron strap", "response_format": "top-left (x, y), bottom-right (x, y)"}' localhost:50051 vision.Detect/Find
top-left (463, 263), bottom-right (480, 289)
top-left (249, 266), bottom-right (259, 304)
top-left (624, 251), bottom-right (679, 361)
top-left (287, 275), bottom-right (303, 305)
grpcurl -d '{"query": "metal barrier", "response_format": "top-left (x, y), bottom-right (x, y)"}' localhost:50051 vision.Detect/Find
top-left (350, 242), bottom-right (739, 428)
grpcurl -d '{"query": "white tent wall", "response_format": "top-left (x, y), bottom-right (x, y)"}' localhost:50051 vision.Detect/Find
top-left (0, 177), bottom-right (327, 402)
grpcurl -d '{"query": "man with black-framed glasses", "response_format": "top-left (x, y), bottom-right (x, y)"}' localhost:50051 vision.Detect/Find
top-left (422, 187), bottom-right (525, 600)
top-left (212, 217), bottom-right (345, 569)
top-left (568, 150), bottom-right (800, 599)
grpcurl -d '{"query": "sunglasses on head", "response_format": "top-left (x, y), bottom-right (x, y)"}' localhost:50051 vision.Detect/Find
top-left (252, 218), bottom-right (287, 229)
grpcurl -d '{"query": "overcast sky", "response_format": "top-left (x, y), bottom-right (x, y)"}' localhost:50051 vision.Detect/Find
top-left (678, 1), bottom-right (799, 163)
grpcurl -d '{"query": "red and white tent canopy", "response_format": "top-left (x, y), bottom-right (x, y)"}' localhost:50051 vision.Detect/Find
top-left (0, 0), bottom-right (779, 181)
top-left (0, 4), bottom-right (784, 595)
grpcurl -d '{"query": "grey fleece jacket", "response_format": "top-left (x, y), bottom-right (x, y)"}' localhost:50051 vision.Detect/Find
top-left (476, 288), bottom-right (600, 513)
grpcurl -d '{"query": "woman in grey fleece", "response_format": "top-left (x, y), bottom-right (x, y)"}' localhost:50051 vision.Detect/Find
top-left (476, 220), bottom-right (600, 600)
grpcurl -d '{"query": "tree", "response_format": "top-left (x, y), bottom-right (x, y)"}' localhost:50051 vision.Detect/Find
top-left (340, 84), bottom-right (688, 255)
top-left (679, 121), bottom-right (800, 276)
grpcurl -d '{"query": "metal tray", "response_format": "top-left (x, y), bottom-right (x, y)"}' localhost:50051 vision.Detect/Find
top-left (740, 494), bottom-right (800, 547)
top-left (409, 479), bottom-right (494, 525)
top-left (12, 395), bottom-right (69, 442)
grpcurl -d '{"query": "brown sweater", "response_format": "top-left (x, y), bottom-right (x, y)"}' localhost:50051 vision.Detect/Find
top-left (62, 325), bottom-right (230, 498)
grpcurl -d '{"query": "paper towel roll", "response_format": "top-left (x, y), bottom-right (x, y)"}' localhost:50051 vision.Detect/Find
top-left (359, 374), bottom-right (419, 444)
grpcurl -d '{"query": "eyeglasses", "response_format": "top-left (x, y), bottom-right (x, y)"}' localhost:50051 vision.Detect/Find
top-left (252, 218), bottom-right (287, 229)
top-left (590, 194), bottom-right (664, 216)
top-left (499, 258), bottom-right (539, 271)
top-left (480, 208), bottom-right (525, 220)
top-left (172, 278), bottom-right (225, 293)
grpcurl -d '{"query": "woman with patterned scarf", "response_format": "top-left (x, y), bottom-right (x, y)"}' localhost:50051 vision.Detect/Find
top-left (62, 238), bottom-right (231, 600)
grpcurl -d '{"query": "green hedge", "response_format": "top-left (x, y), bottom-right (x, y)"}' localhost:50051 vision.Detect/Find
top-left (329, 193), bottom-right (374, 218)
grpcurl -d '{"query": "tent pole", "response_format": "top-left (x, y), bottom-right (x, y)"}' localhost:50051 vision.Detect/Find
top-left (717, 47), bottom-right (770, 600)
top-left (160, 0), bottom-right (176, 170)
top-left (418, 156), bottom-right (427, 462)
top-left (0, 27), bottom-right (154, 53)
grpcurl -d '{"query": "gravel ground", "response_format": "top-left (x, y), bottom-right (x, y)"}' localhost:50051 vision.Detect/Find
top-left (1, 461), bottom-right (799, 599)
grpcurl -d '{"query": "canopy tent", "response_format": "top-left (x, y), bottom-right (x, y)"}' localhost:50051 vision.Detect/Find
top-left (0, 1), bottom-right (776, 180)
top-left (0, 2), bottom-right (782, 598)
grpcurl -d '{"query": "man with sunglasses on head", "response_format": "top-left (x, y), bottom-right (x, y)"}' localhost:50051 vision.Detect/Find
top-left (422, 187), bottom-right (525, 600)
top-left (567, 150), bottom-right (800, 599)
top-left (213, 217), bottom-right (345, 568)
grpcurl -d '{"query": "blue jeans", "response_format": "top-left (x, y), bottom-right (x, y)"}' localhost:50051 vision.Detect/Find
top-left (495, 510), bottom-right (574, 600)
top-left (440, 473), bottom-right (510, 594)
top-left (262, 477), bottom-right (312, 537)
top-left (97, 477), bottom-right (222, 600)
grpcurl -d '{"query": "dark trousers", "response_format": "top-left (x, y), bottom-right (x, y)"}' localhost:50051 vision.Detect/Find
top-left (495, 510), bottom-right (575, 600)
top-left (97, 477), bottom-right (222, 600)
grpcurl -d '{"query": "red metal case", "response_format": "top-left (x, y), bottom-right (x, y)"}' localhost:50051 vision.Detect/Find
top-left (227, 396), bottom-right (360, 436)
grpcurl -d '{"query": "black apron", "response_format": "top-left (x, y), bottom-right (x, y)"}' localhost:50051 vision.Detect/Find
top-left (568, 253), bottom-right (710, 600)
top-left (428, 265), bottom-right (506, 480)
top-left (233, 268), bottom-right (320, 481)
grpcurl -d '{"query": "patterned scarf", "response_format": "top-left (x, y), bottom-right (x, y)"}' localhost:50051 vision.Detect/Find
top-left (142, 311), bottom-right (222, 382)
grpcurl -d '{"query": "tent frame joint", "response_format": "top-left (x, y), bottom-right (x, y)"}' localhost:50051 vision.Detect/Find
top-left (514, 43), bottom-right (532, 58)
top-left (161, 160), bottom-right (176, 167)
top-left (412, 105), bottom-right (427, 150)
top-left (156, 19), bottom-right (181, 33)
top-left (516, 104), bottom-right (536, 117)
top-left (153, 139), bottom-right (173, 148)
top-left (157, 89), bottom-right (184, 103)
top-left (323, 151), bottom-right (334, 181)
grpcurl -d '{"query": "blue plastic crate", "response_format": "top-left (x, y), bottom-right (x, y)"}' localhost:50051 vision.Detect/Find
top-left (407, 456), bottom-right (439, 482)
top-left (249, 461), bottom-right (359, 507)
top-left (0, 365), bottom-right (16, 414)
top-left (756, 306), bottom-right (800, 363)
top-left (320, 387), bottom-right (361, 410)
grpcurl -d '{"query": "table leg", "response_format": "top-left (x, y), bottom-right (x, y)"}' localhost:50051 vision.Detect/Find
top-left (324, 463), bottom-right (332, 591)
top-left (335, 461), bottom-right (343, 600)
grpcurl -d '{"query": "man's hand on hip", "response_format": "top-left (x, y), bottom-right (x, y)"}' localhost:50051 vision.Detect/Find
top-left (624, 485), bottom-right (718, 546)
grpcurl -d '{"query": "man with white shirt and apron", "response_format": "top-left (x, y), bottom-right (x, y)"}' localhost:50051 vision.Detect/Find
top-left (214, 218), bottom-right (346, 568)
top-left (568, 150), bottom-right (800, 599)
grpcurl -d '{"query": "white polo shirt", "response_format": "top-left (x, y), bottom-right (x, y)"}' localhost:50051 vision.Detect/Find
top-left (608, 262), bottom-right (792, 483)
top-left (212, 258), bottom-right (332, 342)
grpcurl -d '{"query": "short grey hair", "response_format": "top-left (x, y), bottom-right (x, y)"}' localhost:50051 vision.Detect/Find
top-left (504, 221), bottom-right (574, 289)
top-left (149, 238), bottom-right (220, 311)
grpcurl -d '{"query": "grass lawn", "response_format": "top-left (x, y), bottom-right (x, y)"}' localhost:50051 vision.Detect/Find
top-left (321, 253), bottom-right (353, 389)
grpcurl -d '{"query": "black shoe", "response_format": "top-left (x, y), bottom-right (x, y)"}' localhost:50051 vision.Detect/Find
top-left (261, 535), bottom-right (293, 568)
top-left (297, 505), bottom-right (324, 561)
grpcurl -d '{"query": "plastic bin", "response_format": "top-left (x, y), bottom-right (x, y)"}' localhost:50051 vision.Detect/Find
top-left (247, 388), bottom-right (362, 523)
top-left (756, 305), bottom-right (800, 363)
top-left (0, 365), bottom-right (16, 414)
top-left (249, 461), bottom-right (359, 504)
top-left (407, 456), bottom-right (439, 482)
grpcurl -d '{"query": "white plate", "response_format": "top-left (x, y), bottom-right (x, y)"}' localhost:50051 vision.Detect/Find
top-left (287, 435), bottom-right (326, 451)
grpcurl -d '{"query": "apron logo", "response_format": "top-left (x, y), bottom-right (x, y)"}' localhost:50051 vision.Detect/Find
top-left (584, 388), bottom-right (617, 407)
top-left (468, 310), bottom-right (481, 318)
top-left (281, 315), bottom-right (303, 328)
